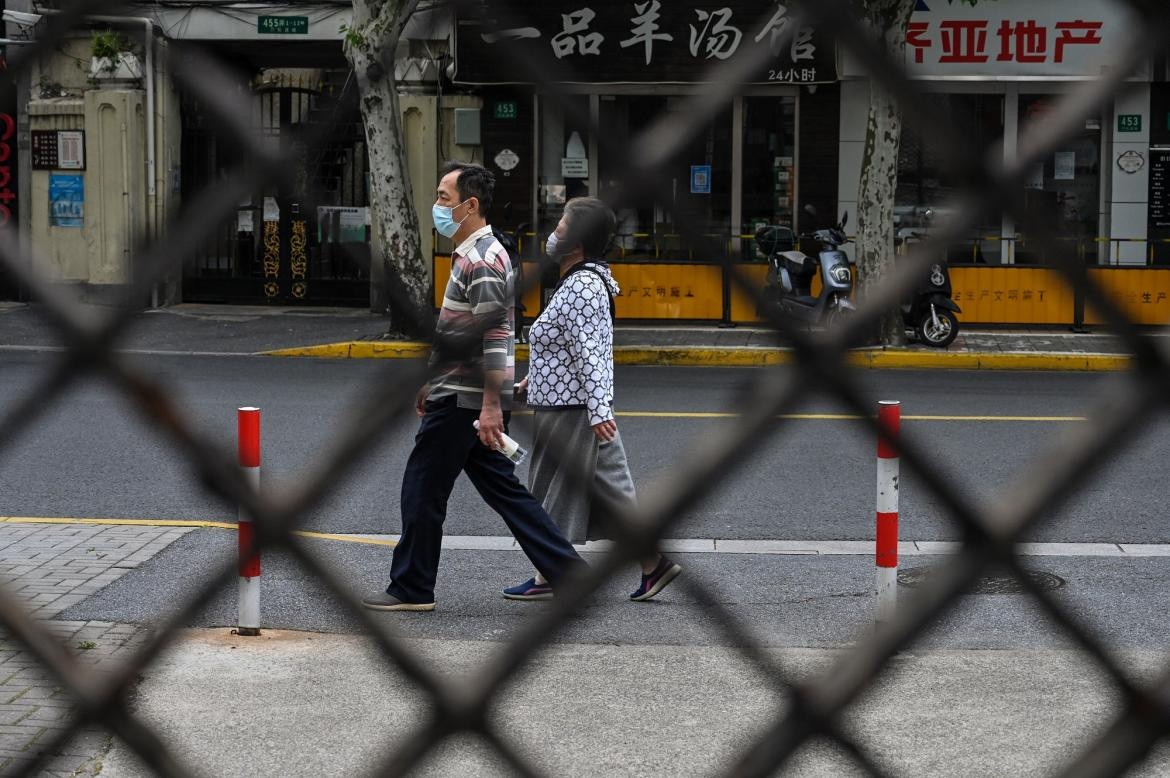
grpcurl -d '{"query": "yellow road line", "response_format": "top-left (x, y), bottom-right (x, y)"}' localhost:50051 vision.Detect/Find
top-left (615, 412), bottom-right (1087, 422)
top-left (0, 517), bottom-right (398, 547)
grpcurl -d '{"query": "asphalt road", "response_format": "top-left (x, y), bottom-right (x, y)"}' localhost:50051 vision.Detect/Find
top-left (9, 351), bottom-right (1170, 777)
top-left (0, 352), bottom-right (1161, 542)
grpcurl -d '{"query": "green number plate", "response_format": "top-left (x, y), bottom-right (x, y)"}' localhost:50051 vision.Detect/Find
top-left (258, 16), bottom-right (309, 35)
top-left (1118, 114), bottom-right (1142, 133)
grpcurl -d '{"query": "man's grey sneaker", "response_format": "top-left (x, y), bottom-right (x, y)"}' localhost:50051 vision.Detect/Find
top-left (630, 557), bottom-right (682, 602)
top-left (362, 591), bottom-right (435, 612)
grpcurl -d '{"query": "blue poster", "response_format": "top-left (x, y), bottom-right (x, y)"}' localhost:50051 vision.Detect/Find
top-left (49, 174), bottom-right (83, 228)
top-left (690, 165), bottom-right (711, 195)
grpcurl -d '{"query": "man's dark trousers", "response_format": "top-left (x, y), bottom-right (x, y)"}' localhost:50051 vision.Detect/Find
top-left (387, 396), bottom-right (586, 604)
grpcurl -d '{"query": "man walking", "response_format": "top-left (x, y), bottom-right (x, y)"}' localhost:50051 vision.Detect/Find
top-left (363, 162), bottom-right (586, 612)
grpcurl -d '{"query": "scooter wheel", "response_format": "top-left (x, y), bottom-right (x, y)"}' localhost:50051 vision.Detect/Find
top-left (916, 308), bottom-right (959, 348)
top-left (825, 305), bottom-right (852, 331)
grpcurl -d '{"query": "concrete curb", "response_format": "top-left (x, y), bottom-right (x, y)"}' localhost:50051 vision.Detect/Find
top-left (259, 341), bottom-right (1131, 371)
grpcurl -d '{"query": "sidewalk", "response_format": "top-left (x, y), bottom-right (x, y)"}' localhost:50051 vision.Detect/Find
top-left (0, 301), bottom-right (1150, 369)
top-left (98, 632), bottom-right (1170, 777)
top-left (3, 520), bottom-right (1170, 775)
top-left (0, 522), bottom-right (191, 775)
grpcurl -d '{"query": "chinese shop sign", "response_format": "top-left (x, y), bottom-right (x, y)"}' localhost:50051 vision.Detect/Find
top-left (902, 0), bottom-right (1140, 78)
top-left (455, 2), bottom-right (837, 84)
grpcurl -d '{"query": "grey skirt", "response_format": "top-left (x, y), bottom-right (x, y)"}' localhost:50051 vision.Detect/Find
top-left (528, 409), bottom-right (637, 544)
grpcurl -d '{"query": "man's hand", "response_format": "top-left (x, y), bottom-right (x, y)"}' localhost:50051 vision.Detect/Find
top-left (415, 383), bottom-right (431, 417)
top-left (514, 376), bottom-right (529, 402)
top-left (593, 419), bottom-right (617, 442)
top-left (477, 402), bottom-right (505, 449)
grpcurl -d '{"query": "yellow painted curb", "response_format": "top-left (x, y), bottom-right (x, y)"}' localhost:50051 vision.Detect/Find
top-left (0, 516), bottom-right (398, 548)
top-left (259, 341), bottom-right (1130, 371)
top-left (853, 350), bottom-right (1131, 371)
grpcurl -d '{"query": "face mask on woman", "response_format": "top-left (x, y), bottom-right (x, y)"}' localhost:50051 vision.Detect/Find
top-left (432, 199), bottom-right (470, 238)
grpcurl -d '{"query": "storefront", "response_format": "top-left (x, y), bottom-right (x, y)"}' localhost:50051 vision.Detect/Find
top-left (841, 0), bottom-right (1148, 268)
top-left (451, 2), bottom-right (838, 322)
top-left (835, 0), bottom-right (1170, 326)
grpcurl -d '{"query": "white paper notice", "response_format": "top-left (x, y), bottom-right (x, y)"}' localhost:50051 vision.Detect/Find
top-left (1054, 152), bottom-right (1076, 181)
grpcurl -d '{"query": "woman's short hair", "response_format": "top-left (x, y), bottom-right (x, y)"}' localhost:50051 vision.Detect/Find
top-left (563, 197), bottom-right (616, 258)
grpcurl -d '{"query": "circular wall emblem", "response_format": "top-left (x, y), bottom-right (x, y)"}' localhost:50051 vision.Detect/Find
top-left (494, 149), bottom-right (520, 172)
top-left (1117, 150), bottom-right (1145, 174)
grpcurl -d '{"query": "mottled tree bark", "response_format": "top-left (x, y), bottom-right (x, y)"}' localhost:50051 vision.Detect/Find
top-left (856, 0), bottom-right (917, 346)
top-left (345, 0), bottom-right (431, 337)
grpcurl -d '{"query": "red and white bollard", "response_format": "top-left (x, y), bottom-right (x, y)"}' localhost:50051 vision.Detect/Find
top-left (875, 401), bottom-right (900, 625)
top-left (237, 407), bottom-right (261, 636)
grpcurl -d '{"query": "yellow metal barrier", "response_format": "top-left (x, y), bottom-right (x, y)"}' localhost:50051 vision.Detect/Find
top-left (611, 264), bottom-right (723, 319)
top-left (1084, 268), bottom-right (1170, 325)
top-left (949, 267), bottom-right (1075, 325)
top-left (434, 248), bottom-right (1170, 326)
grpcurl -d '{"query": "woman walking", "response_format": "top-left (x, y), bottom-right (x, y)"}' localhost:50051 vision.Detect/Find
top-left (504, 197), bottom-right (682, 602)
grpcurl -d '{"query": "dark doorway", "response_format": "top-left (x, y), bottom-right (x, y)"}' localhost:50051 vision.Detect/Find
top-left (180, 68), bottom-right (371, 304)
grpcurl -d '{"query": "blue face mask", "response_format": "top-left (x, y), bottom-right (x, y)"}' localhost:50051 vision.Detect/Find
top-left (432, 199), bottom-right (470, 238)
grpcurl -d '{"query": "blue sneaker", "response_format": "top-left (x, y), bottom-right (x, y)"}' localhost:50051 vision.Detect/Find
top-left (503, 578), bottom-right (553, 601)
top-left (630, 557), bottom-right (682, 602)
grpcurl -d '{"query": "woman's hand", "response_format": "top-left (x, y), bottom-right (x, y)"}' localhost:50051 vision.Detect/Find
top-left (592, 419), bottom-right (617, 442)
top-left (514, 376), bottom-right (529, 402)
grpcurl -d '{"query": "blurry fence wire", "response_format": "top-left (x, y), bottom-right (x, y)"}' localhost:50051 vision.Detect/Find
top-left (2, 0), bottom-right (1170, 775)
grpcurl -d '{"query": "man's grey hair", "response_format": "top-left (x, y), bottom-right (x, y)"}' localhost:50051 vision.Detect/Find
top-left (563, 197), bottom-right (616, 258)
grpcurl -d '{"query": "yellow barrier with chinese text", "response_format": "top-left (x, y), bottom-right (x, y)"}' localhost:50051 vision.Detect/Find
top-left (610, 264), bottom-right (724, 319)
top-left (949, 267), bottom-right (1074, 324)
top-left (1084, 269), bottom-right (1170, 325)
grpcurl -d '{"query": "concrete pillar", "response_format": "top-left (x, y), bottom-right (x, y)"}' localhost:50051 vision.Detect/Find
top-left (837, 79), bottom-right (868, 228)
top-left (1110, 83), bottom-right (1151, 265)
top-left (28, 100), bottom-right (87, 283)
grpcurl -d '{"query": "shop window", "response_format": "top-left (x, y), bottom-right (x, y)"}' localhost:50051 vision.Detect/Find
top-left (1017, 95), bottom-right (1101, 265)
top-left (537, 95), bottom-right (733, 261)
top-left (537, 94), bottom-right (591, 248)
top-left (896, 93), bottom-right (1004, 264)
top-left (598, 96), bottom-right (732, 261)
top-left (742, 96), bottom-right (797, 260)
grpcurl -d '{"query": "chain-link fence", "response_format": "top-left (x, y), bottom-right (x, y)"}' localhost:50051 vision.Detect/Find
top-left (3, 0), bottom-right (1170, 775)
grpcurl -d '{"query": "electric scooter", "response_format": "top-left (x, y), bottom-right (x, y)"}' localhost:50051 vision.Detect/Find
top-left (758, 207), bottom-right (856, 329)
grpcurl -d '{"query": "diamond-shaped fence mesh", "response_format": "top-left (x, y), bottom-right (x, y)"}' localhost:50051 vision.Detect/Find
top-left (3, 0), bottom-right (1170, 775)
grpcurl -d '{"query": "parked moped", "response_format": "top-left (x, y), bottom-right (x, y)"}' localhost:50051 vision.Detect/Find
top-left (895, 213), bottom-right (962, 348)
top-left (757, 207), bottom-right (856, 329)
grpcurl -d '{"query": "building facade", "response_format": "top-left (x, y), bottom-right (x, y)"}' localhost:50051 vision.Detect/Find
top-left (6, 1), bottom-right (1170, 327)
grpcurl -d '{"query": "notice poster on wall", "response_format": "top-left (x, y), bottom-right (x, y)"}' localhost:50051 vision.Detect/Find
top-left (690, 165), bottom-right (712, 194)
top-left (48, 174), bottom-right (83, 228)
top-left (317, 206), bottom-right (368, 243)
top-left (1054, 151), bottom-right (1076, 181)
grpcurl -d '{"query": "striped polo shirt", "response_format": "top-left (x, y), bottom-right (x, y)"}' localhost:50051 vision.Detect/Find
top-left (427, 224), bottom-right (515, 410)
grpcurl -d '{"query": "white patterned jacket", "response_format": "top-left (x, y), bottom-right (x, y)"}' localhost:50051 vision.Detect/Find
top-left (526, 262), bottom-right (619, 426)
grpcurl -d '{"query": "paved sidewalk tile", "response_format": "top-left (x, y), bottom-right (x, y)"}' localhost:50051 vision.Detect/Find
top-left (0, 524), bottom-right (190, 776)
